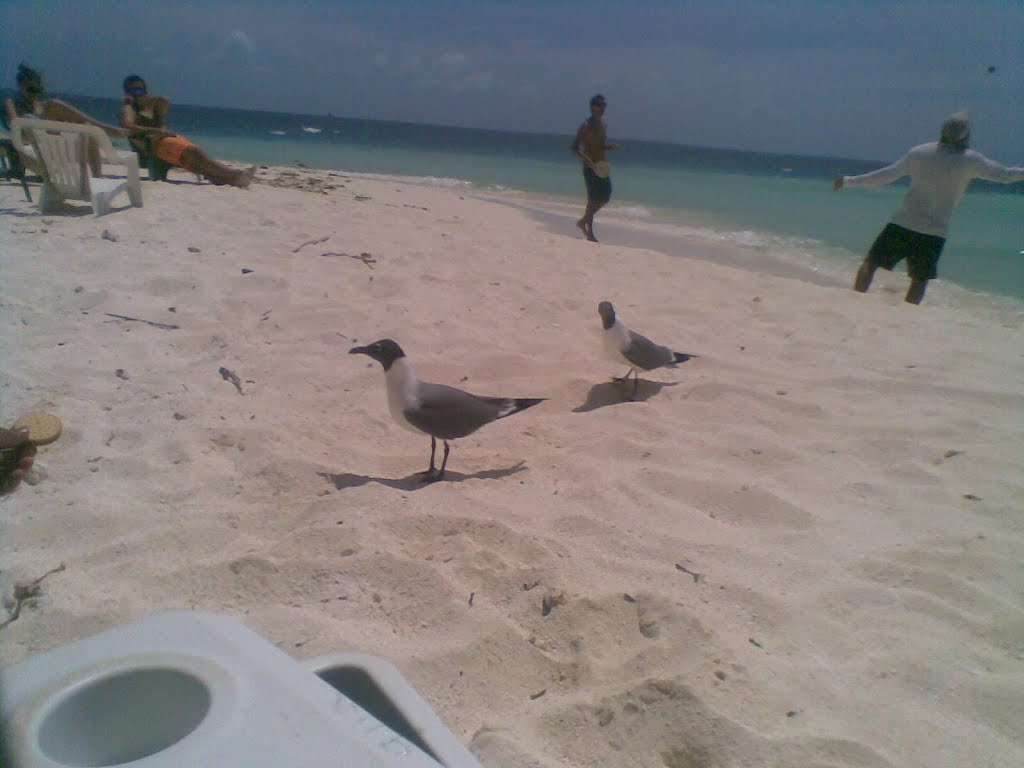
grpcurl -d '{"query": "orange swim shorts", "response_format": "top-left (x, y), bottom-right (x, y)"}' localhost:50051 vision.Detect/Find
top-left (153, 134), bottom-right (197, 166)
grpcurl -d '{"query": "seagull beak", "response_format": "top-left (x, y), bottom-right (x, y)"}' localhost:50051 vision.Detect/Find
top-left (349, 345), bottom-right (369, 356)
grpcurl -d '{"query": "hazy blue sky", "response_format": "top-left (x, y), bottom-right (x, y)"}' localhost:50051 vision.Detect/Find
top-left (3, 1), bottom-right (1021, 161)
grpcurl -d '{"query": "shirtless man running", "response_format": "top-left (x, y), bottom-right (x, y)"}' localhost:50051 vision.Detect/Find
top-left (571, 94), bottom-right (620, 242)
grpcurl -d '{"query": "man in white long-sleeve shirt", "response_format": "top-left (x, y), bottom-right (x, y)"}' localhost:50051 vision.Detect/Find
top-left (834, 112), bottom-right (1024, 304)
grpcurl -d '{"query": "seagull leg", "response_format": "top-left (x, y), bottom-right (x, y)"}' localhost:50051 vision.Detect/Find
top-left (437, 440), bottom-right (451, 479)
top-left (420, 436), bottom-right (438, 481)
top-left (612, 367), bottom-right (635, 384)
top-left (612, 367), bottom-right (640, 400)
top-left (422, 437), bottom-right (451, 483)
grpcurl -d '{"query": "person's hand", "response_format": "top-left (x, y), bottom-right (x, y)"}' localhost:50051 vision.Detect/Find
top-left (833, 175), bottom-right (845, 190)
top-left (2, 449), bottom-right (36, 495)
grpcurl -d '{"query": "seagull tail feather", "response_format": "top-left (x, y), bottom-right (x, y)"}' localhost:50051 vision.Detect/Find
top-left (496, 398), bottom-right (547, 420)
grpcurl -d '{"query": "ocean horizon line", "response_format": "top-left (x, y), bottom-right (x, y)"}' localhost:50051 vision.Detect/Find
top-left (6, 88), bottom-right (893, 169)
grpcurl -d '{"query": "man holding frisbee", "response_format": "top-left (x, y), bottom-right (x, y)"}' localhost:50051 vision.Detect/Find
top-left (572, 94), bottom-right (620, 242)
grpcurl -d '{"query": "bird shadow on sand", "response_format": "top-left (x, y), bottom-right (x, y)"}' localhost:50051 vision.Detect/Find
top-left (573, 379), bottom-right (680, 412)
top-left (318, 461), bottom-right (528, 491)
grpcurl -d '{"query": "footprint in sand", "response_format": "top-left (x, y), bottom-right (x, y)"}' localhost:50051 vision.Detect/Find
top-left (665, 480), bottom-right (814, 530)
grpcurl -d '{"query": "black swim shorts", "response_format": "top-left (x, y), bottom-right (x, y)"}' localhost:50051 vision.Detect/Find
top-left (867, 223), bottom-right (946, 281)
top-left (583, 166), bottom-right (612, 204)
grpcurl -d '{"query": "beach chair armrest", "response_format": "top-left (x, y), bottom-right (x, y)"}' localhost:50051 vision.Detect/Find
top-left (302, 653), bottom-right (483, 767)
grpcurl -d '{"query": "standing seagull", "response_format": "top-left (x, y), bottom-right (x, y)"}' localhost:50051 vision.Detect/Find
top-left (350, 339), bottom-right (546, 481)
top-left (598, 301), bottom-right (698, 399)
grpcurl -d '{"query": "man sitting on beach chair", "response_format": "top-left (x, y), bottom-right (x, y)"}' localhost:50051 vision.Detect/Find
top-left (120, 75), bottom-right (172, 180)
top-left (119, 74), bottom-right (255, 188)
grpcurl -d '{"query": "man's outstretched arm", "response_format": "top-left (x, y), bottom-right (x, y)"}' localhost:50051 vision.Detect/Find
top-left (835, 152), bottom-right (911, 190)
top-left (970, 154), bottom-right (1024, 185)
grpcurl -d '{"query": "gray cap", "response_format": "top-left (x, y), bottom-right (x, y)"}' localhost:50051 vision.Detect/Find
top-left (940, 111), bottom-right (970, 144)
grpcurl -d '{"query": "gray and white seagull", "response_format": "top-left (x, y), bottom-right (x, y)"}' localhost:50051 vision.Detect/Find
top-left (350, 339), bottom-right (546, 481)
top-left (598, 301), bottom-right (698, 398)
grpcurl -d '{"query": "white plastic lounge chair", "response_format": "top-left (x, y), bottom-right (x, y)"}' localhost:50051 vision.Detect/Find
top-left (2, 611), bottom-right (484, 767)
top-left (10, 118), bottom-right (142, 216)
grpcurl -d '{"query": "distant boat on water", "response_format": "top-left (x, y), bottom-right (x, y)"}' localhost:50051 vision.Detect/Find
top-left (269, 130), bottom-right (286, 136)
top-left (301, 126), bottom-right (322, 134)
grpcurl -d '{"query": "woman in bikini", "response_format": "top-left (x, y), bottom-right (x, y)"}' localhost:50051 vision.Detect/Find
top-left (3, 63), bottom-right (127, 175)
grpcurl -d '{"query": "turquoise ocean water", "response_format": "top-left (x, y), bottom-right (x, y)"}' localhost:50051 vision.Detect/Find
top-left (44, 95), bottom-right (1024, 303)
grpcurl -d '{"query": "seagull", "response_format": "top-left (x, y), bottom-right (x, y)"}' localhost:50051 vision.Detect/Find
top-left (598, 301), bottom-right (697, 399)
top-left (350, 339), bottom-right (546, 481)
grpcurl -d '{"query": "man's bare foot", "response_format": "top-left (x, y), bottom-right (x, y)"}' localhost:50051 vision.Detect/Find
top-left (576, 218), bottom-right (588, 238)
top-left (586, 225), bottom-right (598, 242)
top-left (237, 165), bottom-right (258, 189)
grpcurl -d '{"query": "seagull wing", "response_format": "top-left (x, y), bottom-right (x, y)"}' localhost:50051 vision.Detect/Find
top-left (403, 382), bottom-right (505, 440)
top-left (622, 329), bottom-right (677, 371)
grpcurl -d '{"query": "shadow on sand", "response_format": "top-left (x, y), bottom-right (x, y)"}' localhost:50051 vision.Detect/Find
top-left (318, 461), bottom-right (528, 491)
top-left (573, 379), bottom-right (680, 412)
top-left (0, 201), bottom-right (98, 218)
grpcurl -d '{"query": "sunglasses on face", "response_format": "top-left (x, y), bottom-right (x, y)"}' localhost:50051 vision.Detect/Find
top-left (593, 102), bottom-right (606, 108)
top-left (126, 85), bottom-right (147, 96)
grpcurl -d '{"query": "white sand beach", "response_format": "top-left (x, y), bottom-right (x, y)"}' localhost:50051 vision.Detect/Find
top-left (1, 167), bottom-right (1022, 767)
